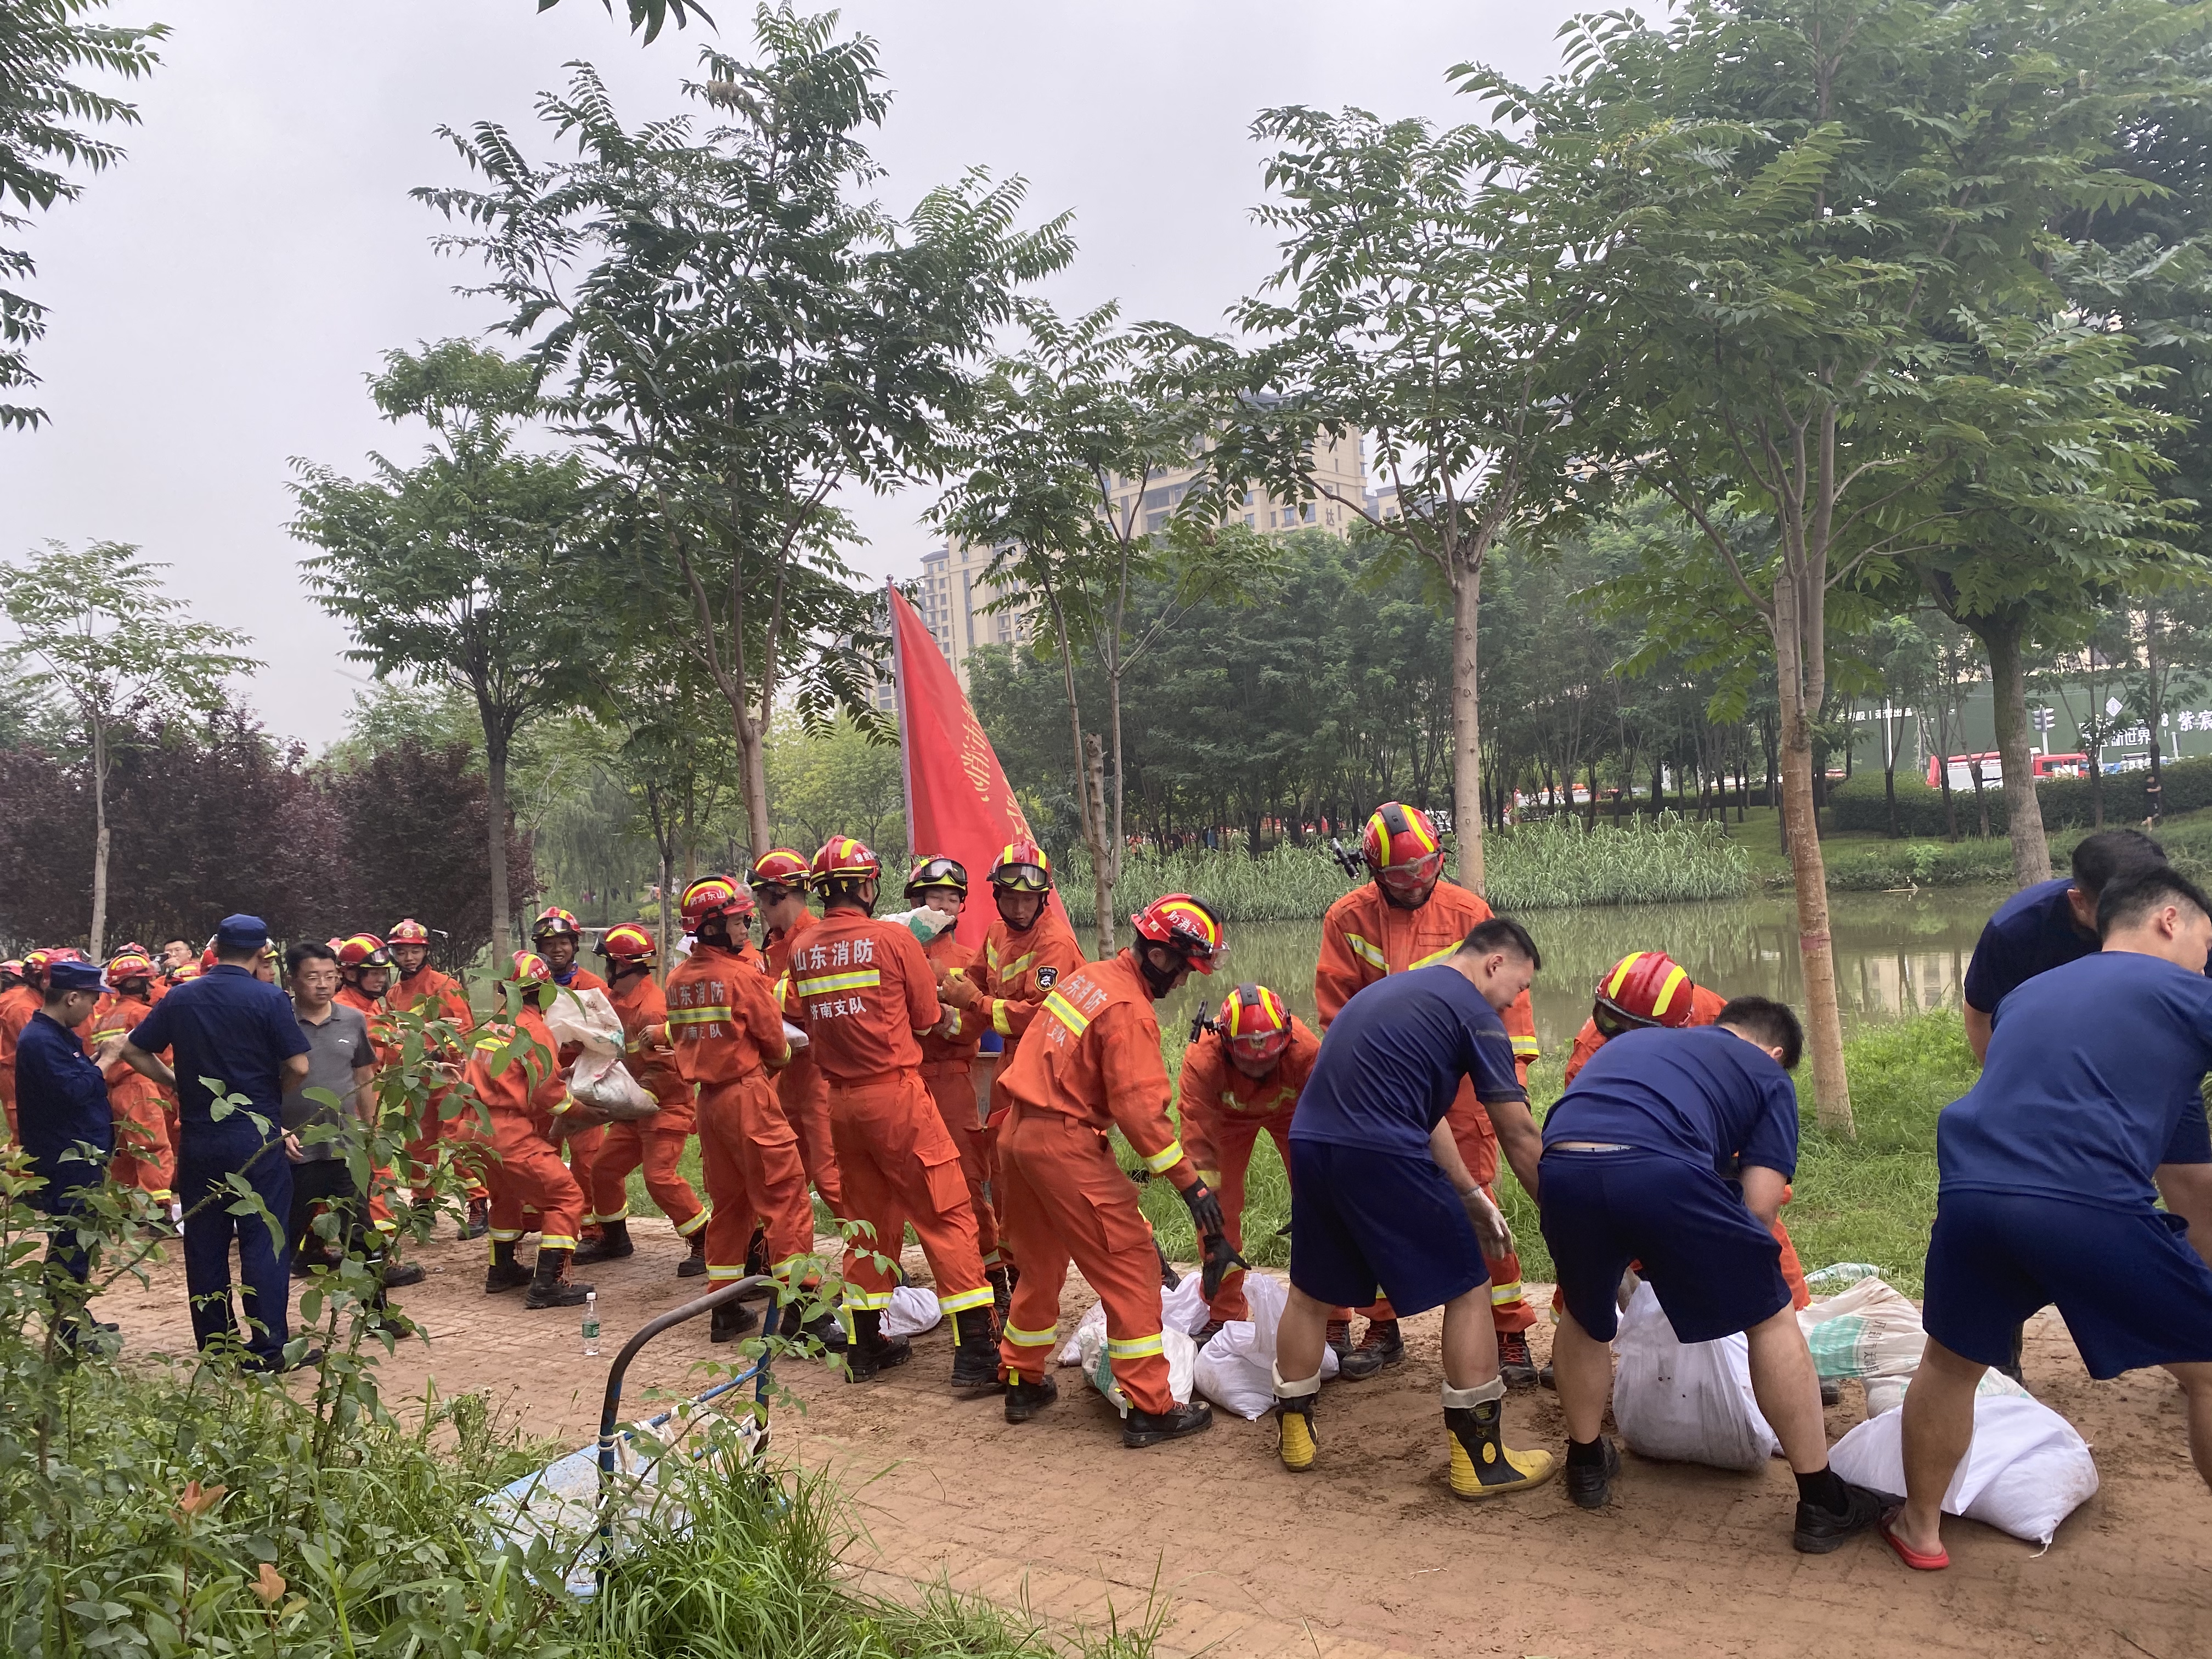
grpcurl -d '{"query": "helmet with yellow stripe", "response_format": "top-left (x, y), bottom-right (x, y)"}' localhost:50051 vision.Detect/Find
top-left (1130, 894), bottom-right (1225, 975)
top-left (1218, 981), bottom-right (1290, 1064)
top-left (1361, 802), bottom-right (1446, 902)
top-left (811, 836), bottom-right (880, 883)
top-left (748, 848), bottom-right (812, 897)
top-left (529, 906), bottom-right (582, 943)
top-left (905, 855), bottom-right (968, 899)
top-left (680, 876), bottom-right (754, 933)
top-left (1592, 950), bottom-right (1695, 1038)
top-left (989, 838), bottom-right (1052, 893)
top-left (105, 947), bottom-right (156, 988)
top-left (334, 933), bottom-right (392, 972)
top-left (597, 921), bottom-right (658, 966)
top-left (501, 950), bottom-right (554, 986)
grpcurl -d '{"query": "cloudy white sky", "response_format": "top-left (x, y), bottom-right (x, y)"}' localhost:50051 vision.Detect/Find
top-left (2, 0), bottom-right (1587, 748)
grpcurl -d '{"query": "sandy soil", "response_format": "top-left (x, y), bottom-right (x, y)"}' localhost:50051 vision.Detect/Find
top-left (96, 1218), bottom-right (2212, 1659)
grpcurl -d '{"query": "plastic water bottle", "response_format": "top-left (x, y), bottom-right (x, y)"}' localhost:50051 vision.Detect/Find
top-left (582, 1291), bottom-right (601, 1357)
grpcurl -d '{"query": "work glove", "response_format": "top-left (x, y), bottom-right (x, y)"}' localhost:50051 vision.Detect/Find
top-left (1155, 1239), bottom-right (1182, 1291)
top-left (1179, 1178), bottom-right (1227, 1240)
top-left (1200, 1232), bottom-right (1249, 1303)
top-left (938, 974), bottom-right (981, 1010)
top-left (1459, 1185), bottom-right (1514, 1261)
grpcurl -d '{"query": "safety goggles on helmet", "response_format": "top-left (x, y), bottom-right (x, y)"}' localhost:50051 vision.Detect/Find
top-left (1220, 981), bottom-right (1290, 1063)
top-left (989, 837), bottom-right (1052, 893)
top-left (1590, 950), bottom-right (1694, 1039)
top-left (1130, 894), bottom-right (1226, 974)
top-left (1362, 802), bottom-right (1446, 898)
top-left (335, 933), bottom-right (392, 971)
top-left (530, 906), bottom-right (582, 941)
top-left (905, 856), bottom-right (968, 897)
top-left (749, 848), bottom-right (812, 895)
top-left (681, 877), bottom-right (754, 933)
top-left (598, 921), bottom-right (658, 962)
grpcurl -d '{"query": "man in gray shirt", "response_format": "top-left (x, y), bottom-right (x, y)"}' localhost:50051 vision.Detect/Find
top-left (282, 941), bottom-right (377, 1271)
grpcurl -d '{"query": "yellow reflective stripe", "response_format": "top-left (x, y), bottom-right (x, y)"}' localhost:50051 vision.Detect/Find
top-left (540, 1233), bottom-right (578, 1251)
top-left (1107, 1334), bottom-right (1165, 1360)
top-left (842, 1287), bottom-right (895, 1311)
top-left (1409, 943), bottom-right (1460, 971)
top-left (998, 950), bottom-right (1036, 980)
top-left (599, 1203), bottom-right (631, 1222)
top-left (938, 1284), bottom-right (995, 1314)
top-left (1606, 953), bottom-right (1645, 1000)
top-left (1002, 1322), bottom-right (1059, 1348)
top-left (707, 1266), bottom-right (749, 1281)
top-left (90, 1025), bottom-right (133, 1044)
top-left (1345, 933), bottom-right (1387, 971)
top-left (1510, 1035), bottom-right (1539, 1058)
top-left (1491, 1280), bottom-right (1524, 1306)
top-left (991, 1000), bottom-right (1013, 1037)
top-left (1141, 1139), bottom-right (1184, 1175)
top-left (1650, 965), bottom-right (1690, 1020)
top-left (769, 1254), bottom-right (808, 1281)
top-left (1043, 989), bottom-right (1090, 1037)
top-left (794, 969), bottom-right (882, 997)
top-left (667, 1006), bottom-right (733, 1026)
top-left (675, 1207), bottom-right (710, 1237)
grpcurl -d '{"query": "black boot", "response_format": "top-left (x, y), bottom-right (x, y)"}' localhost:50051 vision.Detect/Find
top-left (1496, 1328), bottom-right (1538, 1389)
top-left (676, 1229), bottom-right (708, 1278)
top-left (845, 1309), bottom-right (912, 1382)
top-left (711, 1300), bottom-right (760, 1344)
top-left (949, 1306), bottom-right (1001, 1397)
top-left (484, 1238), bottom-right (532, 1295)
top-left (524, 1248), bottom-right (593, 1310)
top-left (573, 1217), bottom-right (634, 1266)
top-left (378, 1252), bottom-right (427, 1290)
top-left (1330, 1318), bottom-right (1385, 1381)
top-left (744, 1223), bottom-right (769, 1282)
top-left (461, 1197), bottom-right (490, 1241)
top-left (988, 1265), bottom-right (1013, 1325)
top-left (1005, 1374), bottom-right (1058, 1424)
top-left (1122, 1400), bottom-right (1214, 1448)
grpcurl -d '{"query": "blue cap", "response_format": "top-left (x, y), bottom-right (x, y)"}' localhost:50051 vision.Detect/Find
top-left (213, 913), bottom-right (269, 950)
top-left (47, 958), bottom-right (104, 992)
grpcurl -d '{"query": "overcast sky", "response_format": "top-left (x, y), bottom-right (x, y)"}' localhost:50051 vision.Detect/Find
top-left (1, 0), bottom-right (1587, 749)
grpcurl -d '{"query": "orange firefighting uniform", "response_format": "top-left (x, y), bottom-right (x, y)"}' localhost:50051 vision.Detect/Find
top-left (995, 950), bottom-right (1194, 1414)
top-left (592, 966), bottom-right (707, 1238)
top-left (960, 903), bottom-right (1087, 1270)
top-left (1177, 1015), bottom-right (1321, 1324)
top-left (390, 961), bottom-right (487, 1205)
top-left (762, 909), bottom-right (845, 1216)
top-left (1560, 987), bottom-right (1810, 1310)
top-left (1316, 878), bottom-right (1537, 1333)
top-left (91, 987), bottom-right (174, 1203)
top-left (918, 924), bottom-right (1001, 1270)
top-left (665, 940), bottom-right (814, 1284)
top-left (547, 967), bottom-right (610, 1223)
top-left (798, 910), bottom-right (991, 1321)
top-left (0, 981), bottom-right (46, 1139)
top-left (463, 1002), bottom-right (586, 1251)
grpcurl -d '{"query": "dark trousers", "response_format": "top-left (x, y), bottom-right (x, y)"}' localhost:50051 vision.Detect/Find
top-left (35, 1193), bottom-right (100, 1348)
top-left (178, 1130), bottom-right (293, 1360)
top-left (286, 1157), bottom-right (368, 1267)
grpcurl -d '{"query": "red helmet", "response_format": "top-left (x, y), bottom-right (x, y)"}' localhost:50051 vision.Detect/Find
top-left (598, 921), bottom-right (658, 963)
top-left (502, 950), bottom-right (553, 986)
top-left (1130, 894), bottom-right (1224, 974)
top-left (1218, 981), bottom-right (1291, 1063)
top-left (201, 945), bottom-right (219, 971)
top-left (749, 848), bottom-right (813, 893)
top-left (530, 906), bottom-right (582, 942)
top-left (680, 876), bottom-right (754, 933)
top-left (24, 947), bottom-right (84, 990)
top-left (388, 918), bottom-right (432, 945)
top-left (811, 837), bottom-right (881, 885)
top-left (0, 959), bottom-right (22, 986)
top-left (105, 947), bottom-right (156, 985)
top-left (1592, 950), bottom-right (1696, 1037)
top-left (335, 933), bottom-right (392, 971)
top-left (989, 838), bottom-right (1052, 893)
top-left (905, 855), bottom-right (968, 896)
top-left (1361, 802), bottom-right (1446, 899)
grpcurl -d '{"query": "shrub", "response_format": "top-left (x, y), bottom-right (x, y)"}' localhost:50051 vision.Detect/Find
top-left (1829, 757), bottom-right (2212, 837)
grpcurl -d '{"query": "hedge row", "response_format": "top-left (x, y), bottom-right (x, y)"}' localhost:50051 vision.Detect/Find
top-left (1826, 757), bottom-right (2212, 836)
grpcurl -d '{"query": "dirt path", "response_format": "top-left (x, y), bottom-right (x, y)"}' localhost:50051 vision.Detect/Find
top-left (100, 1219), bottom-right (2211, 1659)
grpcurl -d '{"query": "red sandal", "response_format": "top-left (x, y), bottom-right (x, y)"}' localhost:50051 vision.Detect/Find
top-left (1878, 1506), bottom-right (1950, 1571)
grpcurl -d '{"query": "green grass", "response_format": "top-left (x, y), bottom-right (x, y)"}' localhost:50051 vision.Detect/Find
top-left (1135, 1010), bottom-right (1976, 1297)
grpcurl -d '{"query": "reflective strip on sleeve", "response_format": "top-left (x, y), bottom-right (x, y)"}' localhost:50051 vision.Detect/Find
top-left (675, 1206), bottom-right (711, 1237)
top-left (1002, 1321), bottom-right (1059, 1349)
top-left (1043, 989), bottom-right (1091, 1037)
top-left (540, 1233), bottom-right (579, 1251)
top-left (1491, 1279), bottom-right (1524, 1306)
top-left (1409, 943), bottom-right (1460, 970)
top-left (1107, 1333), bottom-right (1165, 1361)
top-left (999, 951), bottom-right (1036, 980)
top-left (1345, 933), bottom-right (1387, 971)
top-left (991, 1000), bottom-right (1013, 1037)
top-left (794, 968), bottom-right (883, 997)
top-left (667, 1005), bottom-right (733, 1028)
top-left (1141, 1139), bottom-right (1185, 1175)
top-left (1510, 1034), bottom-right (1540, 1059)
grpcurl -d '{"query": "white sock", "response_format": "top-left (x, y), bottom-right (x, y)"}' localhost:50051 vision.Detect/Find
top-left (1441, 1376), bottom-right (1505, 1409)
top-left (1272, 1363), bottom-right (1323, 1400)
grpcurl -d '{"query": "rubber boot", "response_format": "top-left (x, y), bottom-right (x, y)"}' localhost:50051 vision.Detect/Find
top-left (484, 1238), bottom-right (532, 1295)
top-left (1443, 1380), bottom-right (1555, 1500)
top-left (1330, 1317), bottom-right (1385, 1381)
top-left (711, 1300), bottom-right (760, 1344)
top-left (572, 1217), bottom-right (635, 1265)
top-left (1004, 1373), bottom-right (1058, 1424)
top-left (988, 1264), bottom-right (1013, 1325)
top-left (676, 1230), bottom-right (709, 1278)
top-left (1273, 1364), bottom-right (1321, 1472)
top-left (1122, 1399), bottom-right (1213, 1448)
top-left (950, 1306), bottom-right (1001, 1397)
top-left (461, 1196), bottom-right (490, 1241)
top-left (844, 1308), bottom-right (912, 1382)
top-left (1496, 1328), bottom-right (1538, 1389)
top-left (523, 1248), bottom-right (593, 1310)
top-left (1352, 1318), bottom-right (1405, 1372)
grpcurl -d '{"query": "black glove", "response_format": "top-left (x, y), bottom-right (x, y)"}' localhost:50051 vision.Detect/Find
top-left (1200, 1232), bottom-right (1249, 1303)
top-left (1155, 1239), bottom-right (1182, 1291)
top-left (1179, 1178), bottom-right (1227, 1239)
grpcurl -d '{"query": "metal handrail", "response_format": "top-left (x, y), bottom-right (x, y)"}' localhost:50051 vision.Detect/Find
top-left (595, 1276), bottom-right (777, 1486)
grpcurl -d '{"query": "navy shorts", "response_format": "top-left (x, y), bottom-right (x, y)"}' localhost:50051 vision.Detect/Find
top-left (1924, 1188), bottom-right (2212, 1378)
top-left (1539, 1149), bottom-right (1790, 1345)
top-left (1288, 1139), bottom-right (1488, 1318)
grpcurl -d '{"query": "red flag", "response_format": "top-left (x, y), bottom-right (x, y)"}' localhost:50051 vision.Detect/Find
top-left (889, 581), bottom-right (1048, 947)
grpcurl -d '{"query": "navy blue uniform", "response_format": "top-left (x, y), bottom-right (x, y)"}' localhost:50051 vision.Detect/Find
top-left (1288, 966), bottom-right (1525, 1316)
top-left (1926, 951), bottom-right (2212, 1375)
top-left (1962, 878), bottom-right (2092, 1015)
top-left (17, 1007), bottom-right (115, 1300)
top-left (1539, 1026), bottom-right (1799, 1344)
top-left (129, 964), bottom-right (311, 1362)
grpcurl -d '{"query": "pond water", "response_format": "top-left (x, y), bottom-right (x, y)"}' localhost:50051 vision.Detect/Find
top-left (1149, 884), bottom-right (2011, 1063)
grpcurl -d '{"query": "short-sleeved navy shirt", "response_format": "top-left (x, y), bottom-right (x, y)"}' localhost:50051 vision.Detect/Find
top-left (1940, 950), bottom-right (2212, 1211)
top-left (16, 1008), bottom-right (115, 1194)
top-left (1544, 1025), bottom-right (1801, 1180)
top-left (1962, 878), bottom-right (2094, 1015)
top-left (1290, 966), bottom-right (1525, 1160)
top-left (129, 964), bottom-right (311, 1136)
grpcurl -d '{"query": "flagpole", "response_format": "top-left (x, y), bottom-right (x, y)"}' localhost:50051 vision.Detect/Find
top-left (889, 578), bottom-right (916, 852)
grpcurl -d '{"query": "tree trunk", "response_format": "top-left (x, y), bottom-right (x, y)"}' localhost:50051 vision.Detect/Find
top-left (88, 717), bottom-right (109, 960)
top-left (1451, 562), bottom-right (1486, 891)
top-left (487, 733), bottom-right (512, 961)
top-left (1084, 732), bottom-right (1114, 957)
top-left (1977, 614), bottom-right (2050, 886)
top-left (1771, 585), bottom-right (1853, 1136)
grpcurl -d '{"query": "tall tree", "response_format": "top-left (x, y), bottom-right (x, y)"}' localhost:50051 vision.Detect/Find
top-left (419, 12), bottom-right (1072, 856)
top-left (0, 541), bottom-right (255, 955)
top-left (0, 0), bottom-right (165, 428)
top-left (293, 341), bottom-right (608, 957)
top-left (533, 0), bottom-right (710, 38)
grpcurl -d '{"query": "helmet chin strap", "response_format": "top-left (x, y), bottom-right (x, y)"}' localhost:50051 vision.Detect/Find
top-left (1136, 945), bottom-right (1183, 1000)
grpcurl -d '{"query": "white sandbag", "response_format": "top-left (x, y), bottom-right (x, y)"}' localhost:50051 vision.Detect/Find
top-left (1611, 1282), bottom-right (1779, 1471)
top-left (1057, 1299), bottom-right (1105, 1367)
top-left (1797, 1274), bottom-right (1926, 1411)
top-left (1827, 1375), bottom-right (2098, 1547)
top-left (544, 987), bottom-right (623, 1057)
top-left (1076, 1317), bottom-right (1195, 1414)
top-left (1161, 1269), bottom-right (1209, 1336)
top-left (879, 1284), bottom-right (943, 1340)
top-left (1190, 1271), bottom-right (1339, 1420)
top-left (568, 1052), bottom-right (658, 1119)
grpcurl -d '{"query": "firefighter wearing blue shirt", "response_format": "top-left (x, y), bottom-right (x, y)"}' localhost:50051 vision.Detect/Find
top-left (17, 956), bottom-right (115, 1349)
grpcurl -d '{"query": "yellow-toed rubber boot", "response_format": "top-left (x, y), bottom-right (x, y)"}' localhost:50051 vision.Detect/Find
top-left (1273, 1364), bottom-right (1323, 1472)
top-left (1444, 1383), bottom-right (1555, 1500)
